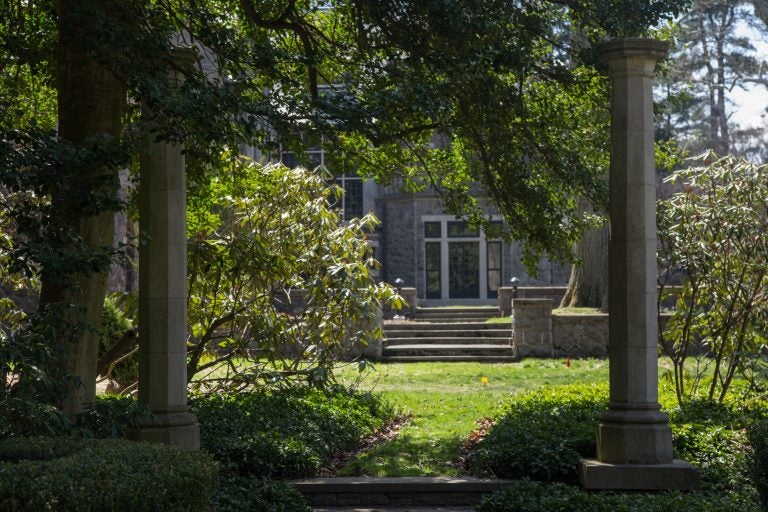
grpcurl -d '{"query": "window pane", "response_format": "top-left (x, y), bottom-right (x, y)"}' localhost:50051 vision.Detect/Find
top-left (281, 152), bottom-right (299, 169)
top-left (447, 221), bottom-right (478, 238)
top-left (487, 241), bottom-right (501, 270)
top-left (344, 179), bottom-right (364, 219)
top-left (448, 242), bottom-right (479, 298)
top-left (426, 242), bottom-right (441, 299)
top-left (485, 221), bottom-right (504, 239)
top-left (424, 221), bottom-right (442, 238)
top-left (487, 241), bottom-right (502, 299)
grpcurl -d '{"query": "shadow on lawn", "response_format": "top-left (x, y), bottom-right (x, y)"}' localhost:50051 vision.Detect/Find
top-left (336, 429), bottom-right (468, 477)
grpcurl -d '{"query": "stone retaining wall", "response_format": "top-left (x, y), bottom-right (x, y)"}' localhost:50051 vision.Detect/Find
top-left (512, 298), bottom-right (672, 358)
top-left (498, 286), bottom-right (567, 316)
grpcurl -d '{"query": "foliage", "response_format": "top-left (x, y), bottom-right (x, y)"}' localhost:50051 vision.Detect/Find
top-left (0, 300), bottom-right (74, 438)
top-left (97, 296), bottom-right (136, 387)
top-left (1, 0), bottom-right (691, 414)
top-left (470, 385), bottom-right (768, 504)
top-left (748, 418), bottom-right (768, 511)
top-left (74, 395), bottom-right (152, 439)
top-left (468, 383), bottom-right (608, 481)
top-left (334, 359), bottom-right (608, 477)
top-left (467, 381), bottom-right (766, 508)
top-left (212, 477), bottom-right (309, 512)
top-left (0, 437), bottom-right (217, 512)
top-left (658, 153), bottom-right (768, 404)
top-left (655, 0), bottom-right (768, 158)
top-left (185, 156), bottom-right (399, 391)
top-left (477, 480), bottom-right (751, 512)
top-left (189, 386), bottom-right (395, 478)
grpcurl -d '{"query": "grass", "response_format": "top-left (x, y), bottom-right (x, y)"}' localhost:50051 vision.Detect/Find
top-left (333, 359), bottom-right (608, 477)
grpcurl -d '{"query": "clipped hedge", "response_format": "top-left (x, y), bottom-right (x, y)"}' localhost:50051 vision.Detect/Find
top-left (469, 383), bottom-right (607, 481)
top-left (190, 386), bottom-right (394, 478)
top-left (478, 480), bottom-right (751, 512)
top-left (0, 437), bottom-right (217, 512)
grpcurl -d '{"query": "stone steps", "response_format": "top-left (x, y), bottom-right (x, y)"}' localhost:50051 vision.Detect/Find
top-left (412, 307), bottom-right (499, 323)
top-left (384, 337), bottom-right (511, 345)
top-left (381, 307), bottom-right (513, 362)
top-left (291, 477), bottom-right (518, 508)
top-left (384, 344), bottom-right (513, 357)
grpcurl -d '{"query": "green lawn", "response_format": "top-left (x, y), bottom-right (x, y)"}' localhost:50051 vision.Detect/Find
top-left (334, 359), bottom-right (608, 476)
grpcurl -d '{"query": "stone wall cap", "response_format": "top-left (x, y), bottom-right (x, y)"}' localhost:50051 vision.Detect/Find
top-left (511, 298), bottom-right (553, 305)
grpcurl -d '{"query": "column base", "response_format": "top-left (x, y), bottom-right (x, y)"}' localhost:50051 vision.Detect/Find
top-left (126, 410), bottom-right (200, 449)
top-left (579, 459), bottom-right (700, 490)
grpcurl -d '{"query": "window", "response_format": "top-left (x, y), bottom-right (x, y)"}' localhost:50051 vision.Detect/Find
top-left (424, 221), bottom-right (442, 238)
top-left (280, 136), bottom-right (364, 220)
top-left (447, 221), bottom-right (478, 238)
top-left (487, 241), bottom-right (502, 299)
top-left (334, 174), bottom-right (364, 220)
top-left (425, 242), bottom-right (441, 299)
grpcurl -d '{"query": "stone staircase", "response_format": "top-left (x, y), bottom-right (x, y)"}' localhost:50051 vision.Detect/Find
top-left (381, 307), bottom-right (515, 362)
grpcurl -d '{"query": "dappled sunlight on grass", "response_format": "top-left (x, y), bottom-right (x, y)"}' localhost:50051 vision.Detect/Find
top-left (334, 360), bottom-right (609, 477)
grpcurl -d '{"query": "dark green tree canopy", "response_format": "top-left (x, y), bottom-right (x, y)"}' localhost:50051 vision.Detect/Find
top-left (2, 0), bottom-right (690, 277)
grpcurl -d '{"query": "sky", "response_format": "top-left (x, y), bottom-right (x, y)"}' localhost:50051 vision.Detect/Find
top-left (730, 14), bottom-right (768, 129)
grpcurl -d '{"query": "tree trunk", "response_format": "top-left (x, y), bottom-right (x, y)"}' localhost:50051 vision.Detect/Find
top-left (39, 0), bottom-right (125, 416)
top-left (560, 218), bottom-right (609, 310)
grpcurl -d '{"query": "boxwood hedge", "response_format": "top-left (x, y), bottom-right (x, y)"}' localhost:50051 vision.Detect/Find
top-left (0, 437), bottom-right (217, 512)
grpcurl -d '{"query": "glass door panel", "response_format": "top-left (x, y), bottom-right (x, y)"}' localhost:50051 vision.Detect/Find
top-left (425, 242), bottom-right (442, 299)
top-left (487, 241), bottom-right (502, 299)
top-left (449, 242), bottom-right (479, 299)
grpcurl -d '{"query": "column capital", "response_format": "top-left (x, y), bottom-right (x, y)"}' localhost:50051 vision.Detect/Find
top-left (598, 38), bottom-right (669, 72)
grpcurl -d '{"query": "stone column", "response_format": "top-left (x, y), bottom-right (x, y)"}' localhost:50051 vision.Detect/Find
top-left (579, 38), bottom-right (698, 490)
top-left (127, 49), bottom-right (199, 449)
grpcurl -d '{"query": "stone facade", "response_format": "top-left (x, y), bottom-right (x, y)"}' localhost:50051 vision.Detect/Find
top-left (376, 193), bottom-right (569, 303)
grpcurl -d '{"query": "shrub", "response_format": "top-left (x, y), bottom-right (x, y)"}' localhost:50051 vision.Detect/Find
top-left (190, 386), bottom-right (394, 478)
top-left (749, 418), bottom-right (768, 511)
top-left (477, 480), bottom-right (752, 512)
top-left (468, 383), bottom-right (607, 481)
top-left (0, 437), bottom-right (217, 511)
top-left (212, 477), bottom-right (310, 512)
top-left (75, 395), bottom-right (153, 438)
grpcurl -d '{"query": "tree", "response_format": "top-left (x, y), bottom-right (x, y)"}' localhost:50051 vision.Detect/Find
top-left (658, 153), bottom-right (768, 405)
top-left (185, 156), bottom-right (396, 392)
top-left (1, 0), bottom-right (690, 414)
top-left (657, 0), bottom-right (768, 157)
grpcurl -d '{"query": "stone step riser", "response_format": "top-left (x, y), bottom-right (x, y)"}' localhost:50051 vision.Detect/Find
top-left (384, 338), bottom-right (511, 346)
top-left (384, 322), bottom-right (508, 330)
top-left (380, 355), bottom-right (518, 362)
top-left (417, 307), bottom-right (498, 314)
top-left (416, 314), bottom-right (498, 320)
top-left (384, 330), bottom-right (509, 337)
top-left (383, 347), bottom-right (514, 357)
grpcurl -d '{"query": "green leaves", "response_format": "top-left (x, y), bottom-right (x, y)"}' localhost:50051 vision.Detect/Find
top-left (186, 155), bottom-right (398, 390)
top-left (658, 153), bottom-right (768, 404)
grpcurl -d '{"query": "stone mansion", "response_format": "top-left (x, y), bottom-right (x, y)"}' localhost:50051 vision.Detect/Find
top-left (266, 139), bottom-right (570, 306)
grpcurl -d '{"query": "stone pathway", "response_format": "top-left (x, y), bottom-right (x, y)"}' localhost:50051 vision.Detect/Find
top-left (313, 507), bottom-right (475, 512)
top-left (291, 477), bottom-right (516, 509)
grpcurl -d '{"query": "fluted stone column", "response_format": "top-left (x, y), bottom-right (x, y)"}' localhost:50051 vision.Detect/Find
top-left (578, 38), bottom-right (698, 490)
top-left (127, 49), bottom-right (199, 449)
